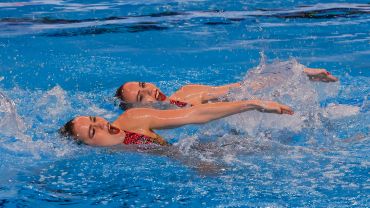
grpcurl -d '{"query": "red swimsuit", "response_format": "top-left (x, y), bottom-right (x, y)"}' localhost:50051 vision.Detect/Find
top-left (123, 130), bottom-right (157, 145)
top-left (169, 99), bottom-right (192, 108)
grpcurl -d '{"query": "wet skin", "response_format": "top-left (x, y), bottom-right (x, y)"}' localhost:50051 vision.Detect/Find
top-left (121, 82), bottom-right (167, 105)
top-left (303, 68), bottom-right (338, 82)
top-left (72, 116), bottom-right (125, 146)
top-left (70, 100), bottom-right (293, 146)
top-left (118, 68), bottom-right (337, 107)
top-left (120, 81), bottom-right (241, 106)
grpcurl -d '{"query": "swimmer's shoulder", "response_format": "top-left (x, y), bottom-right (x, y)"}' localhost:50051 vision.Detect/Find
top-left (116, 108), bottom-right (157, 129)
top-left (120, 108), bottom-right (157, 119)
top-left (174, 84), bottom-right (209, 95)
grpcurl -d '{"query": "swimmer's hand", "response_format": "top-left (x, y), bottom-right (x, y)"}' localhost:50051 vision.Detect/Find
top-left (257, 101), bottom-right (294, 115)
top-left (304, 68), bottom-right (338, 82)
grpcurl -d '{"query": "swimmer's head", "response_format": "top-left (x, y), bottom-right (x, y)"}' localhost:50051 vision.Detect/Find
top-left (115, 82), bottom-right (166, 108)
top-left (59, 116), bottom-right (125, 146)
top-left (59, 119), bottom-right (77, 142)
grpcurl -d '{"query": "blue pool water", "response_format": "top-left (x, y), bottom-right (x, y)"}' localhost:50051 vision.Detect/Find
top-left (0, 0), bottom-right (369, 207)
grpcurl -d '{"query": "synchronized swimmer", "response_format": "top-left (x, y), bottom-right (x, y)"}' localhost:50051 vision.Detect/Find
top-left (114, 67), bottom-right (337, 109)
top-left (60, 100), bottom-right (293, 146)
top-left (60, 65), bottom-right (337, 147)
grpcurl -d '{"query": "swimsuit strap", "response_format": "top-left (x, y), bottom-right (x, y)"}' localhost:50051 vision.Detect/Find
top-left (123, 130), bottom-right (155, 145)
top-left (169, 99), bottom-right (191, 108)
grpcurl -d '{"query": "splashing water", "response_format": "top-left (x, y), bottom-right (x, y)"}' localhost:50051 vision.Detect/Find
top-left (226, 57), bottom-right (335, 135)
top-left (0, 91), bottom-right (26, 136)
top-left (0, 56), bottom-right (368, 207)
top-left (166, 57), bottom-right (368, 168)
top-left (0, 57), bottom-right (368, 163)
top-left (0, 1), bottom-right (369, 206)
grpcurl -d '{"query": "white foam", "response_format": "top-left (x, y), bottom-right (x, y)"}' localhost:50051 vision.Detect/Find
top-left (227, 56), bottom-right (335, 136)
top-left (0, 91), bottom-right (26, 136)
top-left (35, 85), bottom-right (71, 118)
top-left (322, 103), bottom-right (360, 119)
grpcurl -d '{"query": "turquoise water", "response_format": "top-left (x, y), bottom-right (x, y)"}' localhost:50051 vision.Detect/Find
top-left (0, 0), bottom-right (369, 207)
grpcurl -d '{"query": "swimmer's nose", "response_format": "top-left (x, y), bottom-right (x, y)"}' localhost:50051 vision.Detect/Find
top-left (144, 90), bottom-right (150, 96)
top-left (93, 122), bottom-right (106, 130)
top-left (142, 88), bottom-right (156, 99)
top-left (151, 88), bottom-right (157, 97)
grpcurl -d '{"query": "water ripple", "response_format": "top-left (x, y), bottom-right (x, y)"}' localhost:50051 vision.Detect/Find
top-left (0, 3), bottom-right (369, 37)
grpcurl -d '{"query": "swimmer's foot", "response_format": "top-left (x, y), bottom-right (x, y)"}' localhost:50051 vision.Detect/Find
top-left (304, 68), bottom-right (338, 82)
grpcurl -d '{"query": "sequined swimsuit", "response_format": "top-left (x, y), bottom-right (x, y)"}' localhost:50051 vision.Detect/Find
top-left (169, 99), bottom-right (192, 108)
top-left (123, 130), bottom-right (159, 145)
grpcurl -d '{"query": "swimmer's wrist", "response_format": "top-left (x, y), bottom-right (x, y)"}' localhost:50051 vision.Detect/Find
top-left (243, 100), bottom-right (264, 111)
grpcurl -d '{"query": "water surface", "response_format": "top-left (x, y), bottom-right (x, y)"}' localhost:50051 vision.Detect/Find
top-left (0, 0), bottom-right (369, 207)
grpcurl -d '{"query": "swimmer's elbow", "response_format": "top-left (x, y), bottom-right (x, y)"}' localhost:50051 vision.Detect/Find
top-left (187, 108), bottom-right (214, 124)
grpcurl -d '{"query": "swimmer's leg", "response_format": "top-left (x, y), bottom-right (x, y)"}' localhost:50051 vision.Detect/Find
top-left (304, 68), bottom-right (338, 82)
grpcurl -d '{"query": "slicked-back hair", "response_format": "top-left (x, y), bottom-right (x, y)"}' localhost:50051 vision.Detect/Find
top-left (115, 83), bottom-right (125, 100)
top-left (59, 119), bottom-right (75, 137)
top-left (59, 119), bottom-right (84, 145)
top-left (114, 83), bottom-right (134, 110)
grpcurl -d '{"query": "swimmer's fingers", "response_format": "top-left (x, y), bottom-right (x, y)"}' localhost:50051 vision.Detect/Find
top-left (274, 103), bottom-right (294, 115)
top-left (259, 101), bottom-right (294, 115)
top-left (305, 68), bottom-right (338, 82)
top-left (317, 71), bottom-right (338, 82)
top-left (280, 104), bottom-right (294, 115)
top-left (325, 73), bottom-right (338, 82)
top-left (314, 70), bottom-right (338, 82)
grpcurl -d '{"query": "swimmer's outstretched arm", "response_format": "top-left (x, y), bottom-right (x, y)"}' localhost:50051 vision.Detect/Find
top-left (120, 100), bottom-right (293, 130)
top-left (177, 83), bottom-right (240, 104)
top-left (303, 68), bottom-right (338, 82)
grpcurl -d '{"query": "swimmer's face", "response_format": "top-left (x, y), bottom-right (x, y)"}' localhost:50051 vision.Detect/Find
top-left (121, 82), bottom-right (167, 104)
top-left (71, 116), bottom-right (125, 146)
